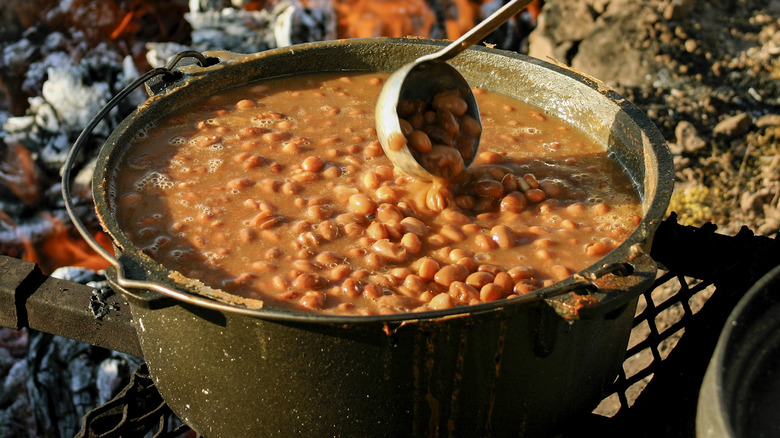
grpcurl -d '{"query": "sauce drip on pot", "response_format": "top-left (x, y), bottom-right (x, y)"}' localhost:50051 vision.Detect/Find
top-left (112, 72), bottom-right (642, 316)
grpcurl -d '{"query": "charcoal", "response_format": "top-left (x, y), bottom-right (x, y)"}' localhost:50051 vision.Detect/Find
top-left (186, 7), bottom-right (277, 53)
top-left (273, 2), bottom-right (337, 47)
top-left (24, 267), bottom-right (143, 438)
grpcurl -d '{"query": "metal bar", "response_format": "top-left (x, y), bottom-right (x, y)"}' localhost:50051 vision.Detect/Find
top-left (0, 255), bottom-right (142, 357)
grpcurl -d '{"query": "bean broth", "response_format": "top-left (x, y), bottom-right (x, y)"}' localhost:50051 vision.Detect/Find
top-left (112, 72), bottom-right (642, 316)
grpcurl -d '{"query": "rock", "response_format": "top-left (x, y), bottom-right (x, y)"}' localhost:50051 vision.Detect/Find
top-left (664, 0), bottom-right (697, 20)
top-left (527, 0), bottom-right (595, 62)
top-left (675, 120), bottom-right (707, 152)
top-left (756, 113), bottom-right (780, 128)
top-left (713, 113), bottom-right (753, 137)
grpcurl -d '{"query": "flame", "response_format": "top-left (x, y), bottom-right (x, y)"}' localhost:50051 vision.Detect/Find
top-left (36, 214), bottom-right (113, 274)
top-left (0, 143), bottom-right (40, 207)
top-left (333, 0), bottom-right (437, 38)
top-left (7, 212), bottom-right (114, 275)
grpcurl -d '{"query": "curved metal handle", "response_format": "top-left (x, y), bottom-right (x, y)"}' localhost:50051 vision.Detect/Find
top-left (422, 0), bottom-right (535, 63)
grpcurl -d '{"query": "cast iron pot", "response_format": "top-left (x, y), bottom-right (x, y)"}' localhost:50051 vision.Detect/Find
top-left (64, 38), bottom-right (673, 437)
top-left (697, 264), bottom-right (780, 438)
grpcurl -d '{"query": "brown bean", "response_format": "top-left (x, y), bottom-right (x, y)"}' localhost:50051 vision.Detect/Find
top-left (432, 92), bottom-right (468, 116)
top-left (491, 225), bottom-right (515, 249)
top-left (595, 203), bottom-right (611, 215)
top-left (363, 283), bottom-right (382, 299)
top-left (449, 281), bottom-right (479, 304)
top-left (479, 283), bottom-right (505, 302)
top-left (514, 282), bottom-right (537, 295)
top-left (525, 188), bottom-right (546, 203)
top-left (367, 221), bottom-right (388, 240)
top-left (499, 191), bottom-right (528, 213)
top-left (477, 151), bottom-right (503, 164)
top-left (348, 194), bottom-right (377, 216)
top-left (341, 278), bottom-right (361, 298)
top-left (474, 234), bottom-right (496, 251)
top-left (300, 291), bottom-right (324, 309)
top-left (433, 264), bottom-right (469, 287)
top-left (376, 203), bottom-right (404, 222)
top-left (372, 239), bottom-right (407, 263)
top-left (437, 109), bottom-right (460, 138)
top-left (586, 241), bottom-right (611, 257)
top-left (408, 130), bottom-right (432, 153)
top-left (466, 271), bottom-right (495, 289)
top-left (493, 272), bottom-right (514, 293)
top-left (439, 224), bottom-right (466, 243)
top-left (400, 217), bottom-right (429, 236)
top-left (417, 257), bottom-right (440, 280)
top-left (429, 293), bottom-right (454, 310)
top-left (317, 220), bottom-right (339, 241)
top-left (507, 266), bottom-right (534, 281)
top-left (462, 114), bottom-right (482, 135)
top-left (400, 233), bottom-right (422, 254)
top-left (550, 265), bottom-right (572, 281)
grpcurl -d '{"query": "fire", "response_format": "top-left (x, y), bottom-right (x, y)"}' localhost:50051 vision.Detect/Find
top-left (35, 214), bottom-right (114, 274)
top-left (333, 0), bottom-right (437, 38)
top-left (6, 212), bottom-right (113, 276)
top-left (0, 143), bottom-right (40, 207)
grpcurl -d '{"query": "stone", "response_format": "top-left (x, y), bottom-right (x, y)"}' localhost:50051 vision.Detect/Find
top-left (756, 113), bottom-right (780, 128)
top-left (675, 120), bottom-right (707, 152)
top-left (713, 113), bottom-right (753, 137)
top-left (664, 0), bottom-right (697, 20)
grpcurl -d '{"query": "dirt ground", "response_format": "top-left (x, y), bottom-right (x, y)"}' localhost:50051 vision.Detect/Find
top-left (529, 0), bottom-right (779, 235)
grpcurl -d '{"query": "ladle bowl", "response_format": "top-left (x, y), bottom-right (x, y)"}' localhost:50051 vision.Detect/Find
top-left (375, 0), bottom-right (533, 181)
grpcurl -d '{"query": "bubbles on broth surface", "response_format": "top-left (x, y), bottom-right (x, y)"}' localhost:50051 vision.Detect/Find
top-left (134, 171), bottom-right (174, 192)
top-left (207, 158), bottom-right (223, 173)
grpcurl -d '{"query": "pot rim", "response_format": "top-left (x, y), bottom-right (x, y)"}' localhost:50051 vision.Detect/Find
top-left (79, 37), bottom-right (672, 324)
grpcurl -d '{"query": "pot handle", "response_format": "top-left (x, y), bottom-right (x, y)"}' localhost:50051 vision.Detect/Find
top-left (60, 51), bottom-right (261, 315)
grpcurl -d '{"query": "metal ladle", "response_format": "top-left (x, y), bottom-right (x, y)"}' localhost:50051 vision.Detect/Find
top-left (375, 0), bottom-right (534, 181)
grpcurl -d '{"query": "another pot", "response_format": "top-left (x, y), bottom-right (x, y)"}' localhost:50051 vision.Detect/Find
top-left (68, 38), bottom-right (673, 437)
top-left (697, 264), bottom-right (780, 438)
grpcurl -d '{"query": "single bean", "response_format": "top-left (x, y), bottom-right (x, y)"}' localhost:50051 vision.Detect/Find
top-left (437, 109), bottom-right (460, 139)
top-left (507, 266), bottom-right (534, 281)
top-left (417, 257), bottom-right (440, 280)
top-left (429, 293), bottom-right (454, 310)
top-left (434, 264), bottom-right (469, 287)
top-left (348, 194), bottom-right (377, 216)
top-left (376, 203), bottom-right (404, 222)
top-left (300, 291), bottom-right (324, 309)
top-left (474, 234), bottom-right (496, 251)
top-left (432, 92), bottom-right (468, 116)
top-left (550, 265), bottom-right (572, 281)
top-left (408, 130), bottom-right (432, 153)
top-left (373, 239), bottom-right (407, 263)
top-left (480, 283), bottom-right (505, 302)
top-left (595, 203), bottom-right (611, 215)
top-left (493, 272), bottom-right (514, 293)
top-left (367, 221), bottom-right (389, 240)
top-left (491, 225), bottom-right (515, 249)
top-left (499, 191), bottom-right (527, 213)
top-left (400, 232), bottom-right (422, 254)
top-left (466, 271), bottom-right (495, 289)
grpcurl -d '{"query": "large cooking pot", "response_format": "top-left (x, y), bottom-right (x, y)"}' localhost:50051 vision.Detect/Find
top-left (63, 38), bottom-right (673, 437)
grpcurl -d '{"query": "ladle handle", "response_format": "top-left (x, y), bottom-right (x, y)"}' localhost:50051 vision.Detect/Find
top-left (424, 0), bottom-right (535, 63)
